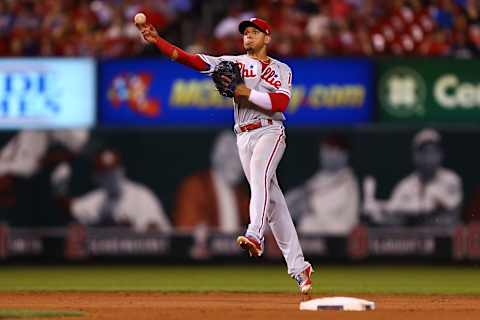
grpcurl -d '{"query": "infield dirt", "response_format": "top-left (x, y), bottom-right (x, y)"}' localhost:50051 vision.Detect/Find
top-left (1, 292), bottom-right (479, 320)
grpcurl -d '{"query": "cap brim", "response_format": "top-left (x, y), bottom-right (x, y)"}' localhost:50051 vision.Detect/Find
top-left (238, 20), bottom-right (266, 34)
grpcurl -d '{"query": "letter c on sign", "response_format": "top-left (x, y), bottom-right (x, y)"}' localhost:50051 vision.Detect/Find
top-left (434, 75), bottom-right (457, 109)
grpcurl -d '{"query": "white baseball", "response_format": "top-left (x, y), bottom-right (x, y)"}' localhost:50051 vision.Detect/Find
top-left (134, 13), bottom-right (146, 25)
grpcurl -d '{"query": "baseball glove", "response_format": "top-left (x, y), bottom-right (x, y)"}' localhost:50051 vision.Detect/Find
top-left (212, 61), bottom-right (243, 98)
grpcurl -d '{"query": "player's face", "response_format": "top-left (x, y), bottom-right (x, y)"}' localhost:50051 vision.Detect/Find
top-left (413, 144), bottom-right (442, 173)
top-left (243, 26), bottom-right (269, 52)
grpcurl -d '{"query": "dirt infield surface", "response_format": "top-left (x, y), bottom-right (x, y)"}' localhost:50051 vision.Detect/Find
top-left (1, 292), bottom-right (479, 320)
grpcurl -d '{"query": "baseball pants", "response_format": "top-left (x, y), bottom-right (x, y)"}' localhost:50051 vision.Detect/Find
top-left (236, 122), bottom-right (310, 276)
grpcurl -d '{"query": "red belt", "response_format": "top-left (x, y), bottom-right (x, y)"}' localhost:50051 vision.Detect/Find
top-left (238, 119), bottom-right (273, 133)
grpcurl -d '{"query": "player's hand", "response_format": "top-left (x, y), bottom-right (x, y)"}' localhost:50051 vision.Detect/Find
top-left (234, 83), bottom-right (251, 97)
top-left (137, 23), bottom-right (159, 43)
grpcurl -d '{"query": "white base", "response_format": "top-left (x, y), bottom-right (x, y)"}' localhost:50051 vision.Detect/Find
top-left (300, 297), bottom-right (375, 311)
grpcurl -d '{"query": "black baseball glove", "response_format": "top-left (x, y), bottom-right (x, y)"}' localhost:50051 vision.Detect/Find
top-left (212, 61), bottom-right (243, 98)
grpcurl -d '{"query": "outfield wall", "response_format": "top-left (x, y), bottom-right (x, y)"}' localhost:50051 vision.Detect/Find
top-left (0, 127), bottom-right (478, 262)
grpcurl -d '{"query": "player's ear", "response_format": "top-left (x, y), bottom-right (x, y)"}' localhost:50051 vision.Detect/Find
top-left (265, 35), bottom-right (271, 45)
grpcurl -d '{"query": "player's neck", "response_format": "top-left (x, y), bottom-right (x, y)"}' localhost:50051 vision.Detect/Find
top-left (247, 47), bottom-right (269, 63)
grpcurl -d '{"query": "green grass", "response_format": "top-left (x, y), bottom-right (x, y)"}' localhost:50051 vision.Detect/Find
top-left (0, 265), bottom-right (479, 295)
top-left (0, 309), bottom-right (83, 318)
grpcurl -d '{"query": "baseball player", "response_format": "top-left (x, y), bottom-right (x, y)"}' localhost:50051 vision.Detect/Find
top-left (287, 135), bottom-right (360, 235)
top-left (363, 128), bottom-right (462, 226)
top-left (137, 17), bottom-right (313, 295)
top-left (70, 149), bottom-right (172, 233)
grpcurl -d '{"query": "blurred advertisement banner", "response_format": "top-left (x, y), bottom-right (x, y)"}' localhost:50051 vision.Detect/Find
top-left (0, 58), bottom-right (96, 129)
top-left (3, 224), bottom-right (479, 262)
top-left (379, 59), bottom-right (480, 122)
top-left (98, 58), bottom-right (373, 127)
top-left (285, 58), bottom-right (373, 126)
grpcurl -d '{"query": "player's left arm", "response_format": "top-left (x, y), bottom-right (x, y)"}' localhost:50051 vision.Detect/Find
top-left (235, 64), bottom-right (292, 112)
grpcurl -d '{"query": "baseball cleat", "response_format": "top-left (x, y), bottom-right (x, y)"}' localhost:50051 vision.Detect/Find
top-left (236, 235), bottom-right (263, 257)
top-left (294, 265), bottom-right (314, 295)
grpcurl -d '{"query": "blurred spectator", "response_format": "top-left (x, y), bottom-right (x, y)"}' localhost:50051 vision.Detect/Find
top-left (213, 4), bottom-right (253, 39)
top-left (329, 0), bottom-right (353, 22)
top-left (305, 4), bottom-right (330, 42)
top-left (419, 29), bottom-right (451, 56)
top-left (184, 30), bottom-right (209, 54)
top-left (174, 131), bottom-right (249, 233)
top-left (0, 1), bottom-right (13, 55)
top-left (468, 23), bottom-right (480, 51)
top-left (1, 0), bottom-right (480, 57)
top-left (305, 4), bottom-right (330, 56)
top-left (67, 149), bottom-right (172, 233)
top-left (286, 135), bottom-right (359, 235)
top-left (0, 129), bottom-right (89, 224)
top-left (431, 0), bottom-right (457, 30)
top-left (210, 3), bottom-right (254, 55)
top-left (363, 128), bottom-right (463, 226)
top-left (450, 30), bottom-right (476, 57)
top-left (464, 0), bottom-right (480, 24)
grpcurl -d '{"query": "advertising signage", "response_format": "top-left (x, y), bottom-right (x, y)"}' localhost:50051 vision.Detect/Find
top-left (285, 58), bottom-right (373, 126)
top-left (378, 58), bottom-right (480, 123)
top-left (98, 58), bottom-right (373, 127)
top-left (0, 58), bottom-right (96, 129)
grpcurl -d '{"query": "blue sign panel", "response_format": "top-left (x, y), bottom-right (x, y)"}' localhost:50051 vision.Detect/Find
top-left (99, 58), bottom-right (373, 127)
top-left (284, 58), bottom-right (373, 125)
top-left (0, 58), bottom-right (96, 129)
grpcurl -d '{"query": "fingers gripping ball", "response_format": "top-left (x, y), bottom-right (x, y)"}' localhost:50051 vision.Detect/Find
top-left (212, 61), bottom-right (244, 98)
top-left (134, 13), bottom-right (147, 25)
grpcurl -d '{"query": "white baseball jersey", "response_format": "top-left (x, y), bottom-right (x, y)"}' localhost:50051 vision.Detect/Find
top-left (198, 54), bottom-right (292, 124)
top-left (71, 179), bottom-right (172, 233)
top-left (386, 168), bottom-right (462, 214)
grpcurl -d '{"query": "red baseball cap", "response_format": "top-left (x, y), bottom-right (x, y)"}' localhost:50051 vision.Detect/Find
top-left (239, 18), bottom-right (271, 35)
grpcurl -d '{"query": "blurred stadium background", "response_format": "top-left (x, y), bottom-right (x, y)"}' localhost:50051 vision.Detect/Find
top-left (0, 0), bottom-right (480, 269)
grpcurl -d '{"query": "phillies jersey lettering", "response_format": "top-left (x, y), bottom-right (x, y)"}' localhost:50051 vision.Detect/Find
top-left (261, 66), bottom-right (281, 89)
top-left (238, 62), bottom-right (257, 78)
top-left (198, 54), bottom-right (292, 125)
